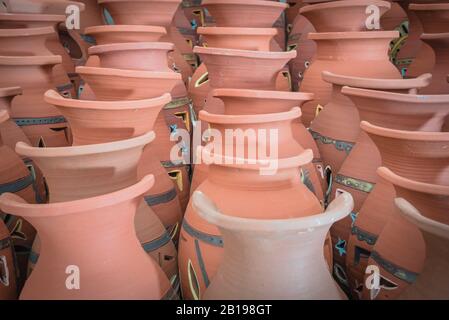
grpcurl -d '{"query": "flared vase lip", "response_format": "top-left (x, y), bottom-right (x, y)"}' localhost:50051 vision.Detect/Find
top-left (199, 107), bottom-right (302, 124)
top-left (193, 45), bottom-right (297, 59)
top-left (308, 30), bottom-right (400, 40)
top-left (84, 25), bottom-right (167, 36)
top-left (212, 88), bottom-right (314, 102)
top-left (395, 198), bottom-right (449, 240)
top-left (0, 174), bottom-right (155, 217)
top-left (341, 86), bottom-right (449, 104)
top-left (322, 71), bottom-right (432, 90)
top-left (44, 89), bottom-right (172, 110)
top-left (0, 12), bottom-right (65, 22)
top-left (0, 25), bottom-right (55, 37)
top-left (88, 42), bottom-right (175, 55)
top-left (202, 0), bottom-right (288, 9)
top-left (409, 3), bottom-right (449, 11)
top-left (361, 121), bottom-right (449, 142)
top-left (300, 0), bottom-right (391, 14)
top-left (0, 109), bottom-right (9, 123)
top-left (378, 167), bottom-right (449, 196)
top-left (15, 130), bottom-right (155, 158)
top-left (193, 190), bottom-right (353, 232)
top-left (420, 32), bottom-right (449, 41)
top-left (0, 86), bottom-right (22, 98)
top-left (197, 26), bottom-right (278, 36)
top-left (199, 146), bottom-right (314, 171)
top-left (0, 55), bottom-right (62, 66)
top-left (76, 65), bottom-right (182, 80)
top-left (98, 0), bottom-right (182, 3)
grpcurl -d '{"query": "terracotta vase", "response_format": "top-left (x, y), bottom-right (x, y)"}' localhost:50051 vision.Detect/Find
top-left (351, 125), bottom-right (449, 300)
top-left (419, 33), bottom-right (449, 94)
top-left (0, 55), bottom-right (70, 147)
top-left (84, 25), bottom-right (167, 45)
top-left (410, 3), bottom-right (449, 33)
top-left (0, 175), bottom-right (176, 300)
top-left (299, 0), bottom-right (391, 32)
top-left (16, 131), bottom-right (179, 287)
top-left (309, 72), bottom-right (431, 184)
top-left (201, 0), bottom-right (288, 28)
top-left (299, 31), bottom-right (401, 127)
top-left (191, 88), bottom-right (326, 204)
top-left (0, 110), bottom-right (37, 290)
top-left (0, 219), bottom-right (16, 300)
top-left (395, 198), bottom-right (449, 299)
top-left (193, 191), bottom-right (352, 300)
top-left (335, 90), bottom-right (449, 299)
top-left (179, 114), bottom-right (323, 302)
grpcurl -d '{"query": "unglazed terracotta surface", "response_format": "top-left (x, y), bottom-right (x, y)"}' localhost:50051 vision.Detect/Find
top-left (84, 25), bottom-right (167, 45)
top-left (0, 175), bottom-right (175, 300)
top-left (193, 191), bottom-right (353, 300)
top-left (0, 218), bottom-right (16, 299)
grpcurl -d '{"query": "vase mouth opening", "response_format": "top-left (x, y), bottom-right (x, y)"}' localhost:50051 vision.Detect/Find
top-left (300, 0), bottom-right (391, 14)
top-left (44, 89), bottom-right (172, 110)
top-left (322, 71), bottom-right (432, 90)
top-left (0, 26), bottom-right (55, 37)
top-left (395, 198), bottom-right (449, 240)
top-left (0, 86), bottom-right (22, 98)
top-left (76, 66), bottom-right (182, 80)
top-left (378, 167), bottom-right (449, 196)
top-left (0, 55), bottom-right (62, 66)
top-left (361, 121), bottom-right (449, 142)
top-left (84, 25), bottom-right (167, 36)
top-left (203, 0), bottom-right (288, 9)
top-left (0, 174), bottom-right (155, 217)
top-left (308, 30), bottom-right (399, 40)
top-left (212, 88), bottom-right (314, 102)
top-left (199, 107), bottom-right (301, 124)
top-left (0, 12), bottom-right (66, 23)
top-left (192, 190), bottom-right (352, 232)
top-left (193, 45), bottom-right (297, 60)
top-left (197, 26), bottom-right (278, 36)
top-left (15, 130), bottom-right (155, 158)
top-left (88, 41), bottom-right (175, 56)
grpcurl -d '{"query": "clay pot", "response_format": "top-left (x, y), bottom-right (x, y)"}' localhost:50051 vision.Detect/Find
top-left (193, 191), bottom-right (352, 300)
top-left (299, 0), bottom-right (391, 32)
top-left (309, 72), bottom-right (431, 180)
top-left (179, 142), bottom-right (323, 299)
top-left (395, 198), bottom-right (449, 299)
top-left (0, 55), bottom-right (70, 147)
top-left (419, 33), bottom-right (449, 94)
top-left (15, 132), bottom-right (179, 285)
top-left (191, 88), bottom-right (325, 203)
top-left (300, 31), bottom-right (401, 127)
top-left (0, 175), bottom-right (176, 300)
top-left (0, 219), bottom-right (16, 300)
top-left (409, 3), bottom-right (449, 33)
top-left (84, 25), bottom-right (167, 45)
top-left (0, 110), bottom-right (37, 290)
top-left (1, 0), bottom-right (84, 14)
top-left (202, 0), bottom-right (288, 27)
top-left (0, 26), bottom-right (55, 56)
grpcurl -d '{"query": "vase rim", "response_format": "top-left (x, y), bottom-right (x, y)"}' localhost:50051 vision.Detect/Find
top-left (300, 0), bottom-right (391, 14)
top-left (85, 24), bottom-right (167, 36)
top-left (0, 174), bottom-right (155, 217)
top-left (202, 0), bottom-right (288, 9)
top-left (199, 107), bottom-right (301, 124)
top-left (44, 89), bottom-right (172, 110)
top-left (0, 109), bottom-right (9, 123)
top-left (197, 26), bottom-right (278, 36)
top-left (199, 146), bottom-right (314, 170)
top-left (15, 130), bottom-right (155, 158)
top-left (420, 32), bottom-right (449, 40)
top-left (361, 121), bottom-right (449, 142)
top-left (322, 71), bottom-right (432, 89)
top-left (2, 0), bottom-right (86, 14)
top-left (0, 12), bottom-right (65, 22)
top-left (212, 88), bottom-right (314, 101)
top-left (0, 25), bottom-right (55, 37)
top-left (378, 167), bottom-right (449, 196)
top-left (75, 65), bottom-right (182, 80)
top-left (193, 45), bottom-right (297, 59)
top-left (308, 30), bottom-right (399, 40)
top-left (192, 190), bottom-right (352, 232)
top-left (0, 86), bottom-right (22, 98)
top-left (88, 41), bottom-right (174, 55)
top-left (342, 86), bottom-right (449, 103)
top-left (395, 197), bottom-right (449, 240)
top-left (0, 55), bottom-right (62, 66)
top-left (98, 0), bottom-right (181, 3)
top-left (409, 3), bottom-right (449, 11)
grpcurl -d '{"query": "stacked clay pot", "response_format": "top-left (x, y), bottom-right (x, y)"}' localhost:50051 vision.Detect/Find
top-left (298, 0), bottom-right (402, 127)
top-left (339, 88), bottom-right (449, 299)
